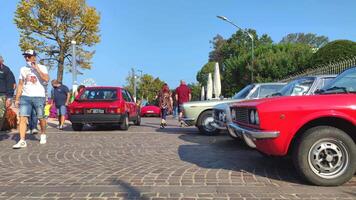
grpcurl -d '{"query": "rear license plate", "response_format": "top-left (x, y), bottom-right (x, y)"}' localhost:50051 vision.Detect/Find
top-left (88, 109), bottom-right (105, 114)
top-left (147, 110), bottom-right (154, 113)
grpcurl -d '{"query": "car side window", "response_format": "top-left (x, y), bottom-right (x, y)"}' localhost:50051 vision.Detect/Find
top-left (125, 90), bottom-right (134, 102)
top-left (121, 90), bottom-right (130, 102)
top-left (315, 78), bottom-right (334, 91)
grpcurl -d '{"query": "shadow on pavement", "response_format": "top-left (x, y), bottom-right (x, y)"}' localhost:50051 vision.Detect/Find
top-left (177, 133), bottom-right (305, 185)
top-left (111, 179), bottom-right (148, 200)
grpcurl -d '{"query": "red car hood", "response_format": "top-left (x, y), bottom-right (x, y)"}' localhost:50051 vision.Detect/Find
top-left (231, 94), bottom-right (356, 112)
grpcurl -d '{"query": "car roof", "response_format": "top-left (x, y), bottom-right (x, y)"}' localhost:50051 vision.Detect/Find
top-left (84, 86), bottom-right (122, 89)
top-left (254, 82), bottom-right (287, 86)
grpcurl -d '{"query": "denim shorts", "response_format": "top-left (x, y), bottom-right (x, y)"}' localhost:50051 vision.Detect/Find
top-left (56, 105), bottom-right (67, 116)
top-left (19, 96), bottom-right (45, 119)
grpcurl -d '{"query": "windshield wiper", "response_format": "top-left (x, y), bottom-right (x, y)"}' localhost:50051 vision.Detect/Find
top-left (323, 86), bottom-right (349, 94)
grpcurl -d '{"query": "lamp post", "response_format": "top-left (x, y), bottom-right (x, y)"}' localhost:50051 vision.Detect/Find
top-left (71, 40), bottom-right (78, 90)
top-left (217, 15), bottom-right (254, 82)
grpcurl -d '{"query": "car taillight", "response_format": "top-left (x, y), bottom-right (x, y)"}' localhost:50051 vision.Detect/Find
top-left (69, 108), bottom-right (83, 114)
top-left (106, 108), bottom-right (121, 114)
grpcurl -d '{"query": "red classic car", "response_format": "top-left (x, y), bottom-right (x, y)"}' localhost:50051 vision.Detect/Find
top-left (228, 67), bottom-right (356, 186)
top-left (68, 86), bottom-right (141, 131)
top-left (141, 104), bottom-right (161, 117)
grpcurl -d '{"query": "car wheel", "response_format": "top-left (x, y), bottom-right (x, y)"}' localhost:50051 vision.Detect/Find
top-left (293, 126), bottom-right (356, 186)
top-left (134, 112), bottom-right (141, 126)
top-left (197, 110), bottom-right (220, 136)
top-left (72, 123), bottom-right (83, 131)
top-left (119, 114), bottom-right (129, 130)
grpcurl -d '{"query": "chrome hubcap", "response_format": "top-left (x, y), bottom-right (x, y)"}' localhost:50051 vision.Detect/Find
top-left (203, 116), bottom-right (215, 132)
top-left (308, 138), bottom-right (349, 179)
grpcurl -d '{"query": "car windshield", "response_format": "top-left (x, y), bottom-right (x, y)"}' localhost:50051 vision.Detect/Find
top-left (276, 77), bottom-right (315, 96)
top-left (249, 84), bottom-right (286, 98)
top-left (232, 84), bottom-right (254, 99)
top-left (78, 88), bottom-right (118, 101)
top-left (320, 67), bottom-right (356, 94)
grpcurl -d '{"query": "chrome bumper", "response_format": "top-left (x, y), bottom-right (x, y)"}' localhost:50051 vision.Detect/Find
top-left (211, 121), bottom-right (226, 130)
top-left (227, 123), bottom-right (280, 148)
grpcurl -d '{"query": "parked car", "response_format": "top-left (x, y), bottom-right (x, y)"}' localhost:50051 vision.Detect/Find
top-left (214, 75), bottom-right (336, 141)
top-left (182, 83), bottom-right (286, 135)
top-left (228, 68), bottom-right (356, 186)
top-left (141, 104), bottom-right (161, 117)
top-left (68, 86), bottom-right (141, 131)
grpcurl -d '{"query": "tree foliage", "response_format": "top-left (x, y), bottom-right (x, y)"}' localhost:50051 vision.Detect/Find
top-left (280, 33), bottom-right (329, 48)
top-left (309, 40), bottom-right (356, 67)
top-left (196, 62), bottom-right (215, 85)
top-left (187, 82), bottom-right (201, 101)
top-left (14, 0), bottom-right (100, 82)
top-left (124, 70), bottom-right (165, 103)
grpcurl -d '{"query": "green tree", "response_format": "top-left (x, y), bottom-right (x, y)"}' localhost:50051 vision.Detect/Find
top-left (14, 0), bottom-right (100, 82)
top-left (125, 71), bottom-right (164, 103)
top-left (280, 33), bottom-right (329, 48)
top-left (196, 62), bottom-right (215, 85)
top-left (187, 82), bottom-right (201, 101)
top-left (222, 43), bottom-right (314, 96)
top-left (309, 40), bottom-right (356, 67)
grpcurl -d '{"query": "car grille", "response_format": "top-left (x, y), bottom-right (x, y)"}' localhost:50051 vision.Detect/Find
top-left (234, 107), bottom-right (249, 124)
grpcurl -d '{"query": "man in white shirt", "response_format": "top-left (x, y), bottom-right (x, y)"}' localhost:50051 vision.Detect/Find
top-left (13, 50), bottom-right (49, 149)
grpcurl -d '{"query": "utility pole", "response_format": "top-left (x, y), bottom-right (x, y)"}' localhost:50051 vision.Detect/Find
top-left (133, 68), bottom-right (137, 102)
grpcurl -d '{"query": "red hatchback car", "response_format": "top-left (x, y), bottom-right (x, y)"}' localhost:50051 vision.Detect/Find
top-left (68, 86), bottom-right (141, 131)
top-left (229, 67), bottom-right (356, 186)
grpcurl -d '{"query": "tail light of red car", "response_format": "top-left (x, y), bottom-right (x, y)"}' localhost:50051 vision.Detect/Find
top-left (69, 108), bottom-right (84, 114)
top-left (106, 107), bottom-right (121, 114)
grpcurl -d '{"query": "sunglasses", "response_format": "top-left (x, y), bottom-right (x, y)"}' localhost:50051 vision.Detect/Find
top-left (24, 55), bottom-right (33, 58)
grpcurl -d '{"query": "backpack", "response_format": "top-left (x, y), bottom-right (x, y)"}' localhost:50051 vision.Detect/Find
top-left (159, 92), bottom-right (171, 110)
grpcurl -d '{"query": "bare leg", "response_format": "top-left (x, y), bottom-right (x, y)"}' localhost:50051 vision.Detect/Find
top-left (39, 118), bottom-right (46, 134)
top-left (60, 115), bottom-right (65, 126)
top-left (19, 116), bottom-right (28, 140)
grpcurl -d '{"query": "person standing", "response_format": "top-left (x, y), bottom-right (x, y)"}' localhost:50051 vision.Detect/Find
top-left (51, 79), bottom-right (70, 130)
top-left (175, 80), bottom-right (191, 127)
top-left (157, 83), bottom-right (173, 129)
top-left (13, 50), bottom-right (49, 149)
top-left (0, 55), bottom-right (16, 131)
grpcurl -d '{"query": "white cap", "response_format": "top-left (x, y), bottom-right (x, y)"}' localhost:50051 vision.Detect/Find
top-left (22, 49), bottom-right (37, 56)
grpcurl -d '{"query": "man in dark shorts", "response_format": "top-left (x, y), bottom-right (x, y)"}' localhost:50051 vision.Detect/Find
top-left (175, 80), bottom-right (191, 126)
top-left (0, 55), bottom-right (16, 131)
top-left (51, 79), bottom-right (70, 130)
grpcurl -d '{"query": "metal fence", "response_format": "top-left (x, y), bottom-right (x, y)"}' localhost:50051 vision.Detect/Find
top-left (278, 56), bottom-right (356, 82)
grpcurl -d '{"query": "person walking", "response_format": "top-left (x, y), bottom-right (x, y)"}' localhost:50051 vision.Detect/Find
top-left (157, 83), bottom-right (173, 129)
top-left (0, 55), bottom-right (16, 131)
top-left (51, 79), bottom-right (70, 130)
top-left (175, 80), bottom-right (191, 127)
top-left (13, 50), bottom-right (49, 149)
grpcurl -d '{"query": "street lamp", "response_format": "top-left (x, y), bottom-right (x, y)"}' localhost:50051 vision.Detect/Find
top-left (71, 40), bottom-right (78, 90)
top-left (217, 15), bottom-right (254, 82)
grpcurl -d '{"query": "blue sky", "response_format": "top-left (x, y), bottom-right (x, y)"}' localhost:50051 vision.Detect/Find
top-left (0, 0), bottom-right (355, 89)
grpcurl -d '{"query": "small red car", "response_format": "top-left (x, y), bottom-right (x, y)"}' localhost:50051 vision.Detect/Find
top-left (68, 86), bottom-right (141, 131)
top-left (228, 67), bottom-right (356, 186)
top-left (141, 105), bottom-right (161, 117)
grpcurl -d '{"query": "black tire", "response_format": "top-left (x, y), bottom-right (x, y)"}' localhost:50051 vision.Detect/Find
top-left (72, 123), bottom-right (83, 131)
top-left (119, 114), bottom-right (129, 130)
top-left (197, 110), bottom-right (220, 136)
top-left (293, 126), bottom-right (356, 186)
top-left (134, 112), bottom-right (141, 126)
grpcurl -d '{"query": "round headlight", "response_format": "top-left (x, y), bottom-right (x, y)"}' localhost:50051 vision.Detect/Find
top-left (255, 111), bottom-right (259, 125)
top-left (250, 110), bottom-right (256, 124)
top-left (231, 109), bottom-right (236, 120)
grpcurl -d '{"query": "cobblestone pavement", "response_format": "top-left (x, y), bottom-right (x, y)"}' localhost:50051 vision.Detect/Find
top-left (0, 117), bottom-right (355, 200)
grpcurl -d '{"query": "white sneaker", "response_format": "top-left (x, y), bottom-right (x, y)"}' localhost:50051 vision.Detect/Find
top-left (32, 129), bottom-right (39, 134)
top-left (26, 129), bottom-right (32, 134)
top-left (40, 134), bottom-right (47, 144)
top-left (13, 140), bottom-right (27, 149)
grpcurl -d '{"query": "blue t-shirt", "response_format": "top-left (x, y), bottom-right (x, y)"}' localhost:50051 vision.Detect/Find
top-left (52, 85), bottom-right (69, 107)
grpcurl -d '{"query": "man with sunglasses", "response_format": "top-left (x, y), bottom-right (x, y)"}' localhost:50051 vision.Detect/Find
top-left (13, 50), bottom-right (49, 149)
top-left (0, 55), bottom-right (16, 131)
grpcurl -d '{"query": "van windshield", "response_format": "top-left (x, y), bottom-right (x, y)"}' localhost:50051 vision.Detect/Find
top-left (78, 89), bottom-right (118, 101)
